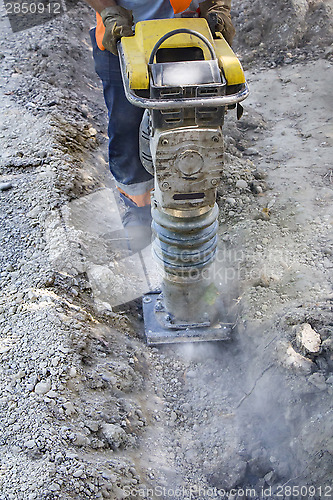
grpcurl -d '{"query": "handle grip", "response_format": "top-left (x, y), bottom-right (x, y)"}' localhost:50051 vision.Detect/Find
top-left (148, 28), bottom-right (216, 64)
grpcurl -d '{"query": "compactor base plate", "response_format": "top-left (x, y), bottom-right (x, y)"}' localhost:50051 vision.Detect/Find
top-left (143, 291), bottom-right (231, 345)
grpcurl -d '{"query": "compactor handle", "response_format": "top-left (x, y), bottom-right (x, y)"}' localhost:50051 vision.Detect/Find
top-left (118, 26), bottom-right (250, 109)
top-left (148, 28), bottom-right (216, 64)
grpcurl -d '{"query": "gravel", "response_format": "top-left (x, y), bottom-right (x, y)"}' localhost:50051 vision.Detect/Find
top-left (0, 1), bottom-right (332, 499)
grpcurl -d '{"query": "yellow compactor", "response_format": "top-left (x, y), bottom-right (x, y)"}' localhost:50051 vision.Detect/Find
top-left (118, 18), bottom-right (249, 344)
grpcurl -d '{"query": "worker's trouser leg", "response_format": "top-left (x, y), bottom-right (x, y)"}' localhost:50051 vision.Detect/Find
top-left (90, 28), bottom-right (153, 207)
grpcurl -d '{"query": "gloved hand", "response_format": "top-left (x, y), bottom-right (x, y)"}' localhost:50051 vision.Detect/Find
top-left (100, 5), bottom-right (133, 55)
top-left (199, 0), bottom-right (235, 45)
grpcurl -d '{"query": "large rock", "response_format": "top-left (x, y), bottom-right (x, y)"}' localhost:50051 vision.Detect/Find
top-left (278, 343), bottom-right (314, 374)
top-left (296, 323), bottom-right (321, 355)
top-left (102, 423), bottom-right (128, 449)
top-left (34, 379), bottom-right (51, 395)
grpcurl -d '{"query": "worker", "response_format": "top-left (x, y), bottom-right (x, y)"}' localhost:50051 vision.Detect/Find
top-left (85, 0), bottom-right (235, 250)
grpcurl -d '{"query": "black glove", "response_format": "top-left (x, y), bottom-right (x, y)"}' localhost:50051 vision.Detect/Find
top-left (199, 0), bottom-right (235, 45)
top-left (100, 5), bottom-right (134, 55)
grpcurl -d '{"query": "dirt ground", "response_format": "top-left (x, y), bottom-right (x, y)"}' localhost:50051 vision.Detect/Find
top-left (0, 1), bottom-right (332, 499)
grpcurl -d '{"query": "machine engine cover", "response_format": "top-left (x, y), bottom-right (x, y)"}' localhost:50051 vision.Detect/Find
top-left (151, 126), bottom-right (224, 210)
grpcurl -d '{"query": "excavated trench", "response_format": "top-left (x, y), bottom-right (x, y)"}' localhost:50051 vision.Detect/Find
top-left (0, 2), bottom-right (332, 499)
top-left (49, 40), bottom-right (333, 500)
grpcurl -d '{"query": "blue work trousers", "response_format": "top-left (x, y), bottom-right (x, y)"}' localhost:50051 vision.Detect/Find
top-left (90, 28), bottom-right (154, 200)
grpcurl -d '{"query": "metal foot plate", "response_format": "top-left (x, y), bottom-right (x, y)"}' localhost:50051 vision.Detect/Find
top-left (142, 291), bottom-right (232, 345)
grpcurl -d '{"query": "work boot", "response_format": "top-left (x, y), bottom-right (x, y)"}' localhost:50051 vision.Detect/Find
top-left (121, 204), bottom-right (152, 253)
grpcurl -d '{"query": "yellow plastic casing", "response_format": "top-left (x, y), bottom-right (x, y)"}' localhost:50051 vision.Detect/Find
top-left (121, 17), bottom-right (245, 90)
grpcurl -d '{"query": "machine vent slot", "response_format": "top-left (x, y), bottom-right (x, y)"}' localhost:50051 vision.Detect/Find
top-left (141, 152), bottom-right (152, 161)
top-left (160, 109), bottom-right (179, 114)
top-left (197, 107), bottom-right (218, 114)
top-left (197, 87), bottom-right (219, 96)
top-left (160, 88), bottom-right (182, 98)
top-left (160, 108), bottom-right (182, 123)
top-left (173, 193), bottom-right (205, 201)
